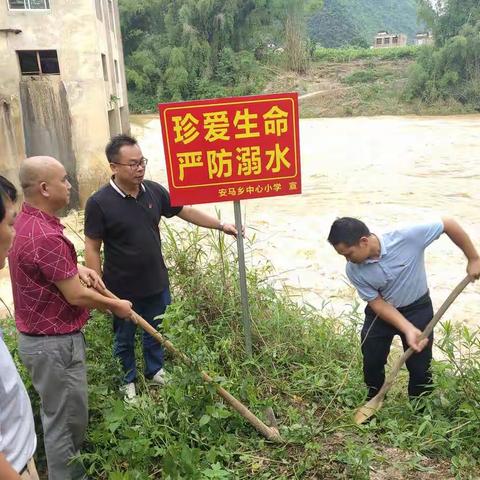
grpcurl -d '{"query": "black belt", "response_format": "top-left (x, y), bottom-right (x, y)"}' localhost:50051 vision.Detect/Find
top-left (21, 330), bottom-right (80, 337)
top-left (19, 461), bottom-right (28, 475)
top-left (365, 290), bottom-right (431, 318)
top-left (397, 291), bottom-right (431, 313)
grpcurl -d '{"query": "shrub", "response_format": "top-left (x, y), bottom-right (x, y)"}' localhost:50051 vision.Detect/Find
top-left (314, 45), bottom-right (420, 63)
top-left (3, 224), bottom-right (480, 477)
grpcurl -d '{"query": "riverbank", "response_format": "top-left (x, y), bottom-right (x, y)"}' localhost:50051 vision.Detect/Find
top-left (130, 114), bottom-right (480, 330)
top-left (3, 224), bottom-right (478, 478)
top-left (2, 115), bottom-right (479, 330)
top-left (264, 57), bottom-right (476, 118)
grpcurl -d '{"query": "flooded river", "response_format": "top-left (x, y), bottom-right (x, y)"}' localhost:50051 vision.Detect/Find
top-left (132, 114), bottom-right (480, 329)
top-left (2, 114), bottom-right (480, 330)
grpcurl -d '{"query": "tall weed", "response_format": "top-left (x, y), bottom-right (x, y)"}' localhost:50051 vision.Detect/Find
top-left (3, 224), bottom-right (480, 478)
top-left (314, 46), bottom-right (421, 63)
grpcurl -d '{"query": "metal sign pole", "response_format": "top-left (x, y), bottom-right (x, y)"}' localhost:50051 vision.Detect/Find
top-left (233, 200), bottom-right (253, 357)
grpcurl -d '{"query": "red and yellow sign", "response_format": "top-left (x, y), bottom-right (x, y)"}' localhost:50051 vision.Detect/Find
top-left (158, 93), bottom-right (301, 205)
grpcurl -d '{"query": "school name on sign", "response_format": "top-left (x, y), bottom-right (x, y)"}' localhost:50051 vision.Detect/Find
top-left (158, 93), bottom-right (301, 205)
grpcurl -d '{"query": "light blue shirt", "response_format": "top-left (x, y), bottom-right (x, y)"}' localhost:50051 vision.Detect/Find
top-left (346, 221), bottom-right (444, 308)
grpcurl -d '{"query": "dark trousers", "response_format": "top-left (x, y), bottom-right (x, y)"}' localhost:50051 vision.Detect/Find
top-left (361, 292), bottom-right (434, 399)
top-left (113, 289), bottom-right (171, 384)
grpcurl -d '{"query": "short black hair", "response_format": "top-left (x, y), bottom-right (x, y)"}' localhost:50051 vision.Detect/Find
top-left (0, 176), bottom-right (17, 222)
top-left (105, 134), bottom-right (138, 163)
top-left (327, 217), bottom-right (370, 246)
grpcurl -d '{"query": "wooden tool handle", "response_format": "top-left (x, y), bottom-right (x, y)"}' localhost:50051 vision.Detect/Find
top-left (102, 287), bottom-right (283, 442)
top-left (376, 275), bottom-right (472, 399)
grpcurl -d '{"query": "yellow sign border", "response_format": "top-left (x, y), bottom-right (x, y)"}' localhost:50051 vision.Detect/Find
top-left (162, 97), bottom-right (299, 190)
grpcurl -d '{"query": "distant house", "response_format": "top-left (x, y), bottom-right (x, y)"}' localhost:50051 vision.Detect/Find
top-left (373, 31), bottom-right (407, 48)
top-left (415, 32), bottom-right (434, 46)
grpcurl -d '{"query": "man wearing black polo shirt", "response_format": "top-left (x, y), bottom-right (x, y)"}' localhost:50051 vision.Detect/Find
top-left (84, 134), bottom-right (238, 401)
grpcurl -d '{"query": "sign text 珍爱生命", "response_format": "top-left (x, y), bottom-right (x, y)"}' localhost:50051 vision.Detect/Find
top-left (158, 93), bottom-right (301, 205)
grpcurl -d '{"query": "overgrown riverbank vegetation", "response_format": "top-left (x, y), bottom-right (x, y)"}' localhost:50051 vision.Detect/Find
top-left (120, 0), bottom-right (480, 117)
top-left (2, 226), bottom-right (480, 478)
top-left (404, 0), bottom-right (480, 108)
top-left (119, 0), bottom-right (322, 111)
top-left (264, 53), bottom-right (476, 118)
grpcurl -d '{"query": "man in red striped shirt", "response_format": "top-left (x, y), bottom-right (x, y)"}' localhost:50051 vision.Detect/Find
top-left (9, 156), bottom-right (133, 480)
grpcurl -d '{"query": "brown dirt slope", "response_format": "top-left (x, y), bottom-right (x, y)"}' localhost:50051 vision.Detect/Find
top-left (263, 58), bottom-right (475, 118)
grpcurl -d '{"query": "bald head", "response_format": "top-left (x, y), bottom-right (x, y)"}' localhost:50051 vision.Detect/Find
top-left (19, 156), bottom-right (72, 213)
top-left (20, 156), bottom-right (63, 197)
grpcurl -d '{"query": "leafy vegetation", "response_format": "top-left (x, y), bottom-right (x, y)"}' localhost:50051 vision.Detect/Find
top-left (119, 0), bottom-right (272, 111)
top-left (342, 68), bottom-right (389, 85)
top-left (314, 45), bottom-right (420, 62)
top-left (308, 0), bottom-right (421, 48)
top-left (3, 225), bottom-right (480, 478)
top-left (277, 0), bottom-right (323, 74)
top-left (118, 0), bottom-right (426, 112)
top-left (404, 1), bottom-right (480, 108)
top-left (119, 0), bottom-right (325, 111)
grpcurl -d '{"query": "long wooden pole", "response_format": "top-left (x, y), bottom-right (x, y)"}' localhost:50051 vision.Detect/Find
top-left (102, 288), bottom-right (283, 442)
top-left (233, 200), bottom-right (253, 357)
top-left (354, 275), bottom-right (472, 424)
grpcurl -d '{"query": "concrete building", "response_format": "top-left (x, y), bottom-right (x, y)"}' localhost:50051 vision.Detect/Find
top-left (0, 0), bottom-right (129, 206)
top-left (373, 31), bottom-right (407, 49)
top-left (415, 32), bottom-right (434, 46)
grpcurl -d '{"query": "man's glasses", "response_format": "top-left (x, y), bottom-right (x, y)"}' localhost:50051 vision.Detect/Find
top-left (111, 158), bottom-right (148, 170)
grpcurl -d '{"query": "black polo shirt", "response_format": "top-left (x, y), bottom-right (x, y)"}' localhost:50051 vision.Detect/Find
top-left (84, 178), bottom-right (183, 299)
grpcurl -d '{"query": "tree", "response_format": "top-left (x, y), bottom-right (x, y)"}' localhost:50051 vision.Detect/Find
top-left (405, 1), bottom-right (480, 106)
top-left (119, 0), bottom-right (272, 110)
top-left (417, 0), bottom-right (480, 46)
top-left (269, 0), bottom-right (323, 73)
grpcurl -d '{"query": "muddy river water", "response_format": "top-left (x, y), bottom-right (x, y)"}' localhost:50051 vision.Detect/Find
top-left (1, 114), bottom-right (479, 330)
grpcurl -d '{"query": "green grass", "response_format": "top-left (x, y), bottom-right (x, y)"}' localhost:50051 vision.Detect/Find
top-left (314, 45), bottom-right (421, 63)
top-left (341, 67), bottom-right (397, 85)
top-left (2, 224), bottom-right (480, 478)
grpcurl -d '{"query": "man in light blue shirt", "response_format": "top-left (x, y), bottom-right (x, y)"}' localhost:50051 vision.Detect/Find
top-left (328, 217), bottom-right (480, 400)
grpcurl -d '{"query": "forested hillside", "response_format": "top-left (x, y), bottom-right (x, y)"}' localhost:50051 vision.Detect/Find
top-left (119, 0), bottom-right (322, 111)
top-left (119, 0), bottom-right (478, 115)
top-left (119, 0), bottom-right (424, 111)
top-left (308, 0), bottom-right (421, 48)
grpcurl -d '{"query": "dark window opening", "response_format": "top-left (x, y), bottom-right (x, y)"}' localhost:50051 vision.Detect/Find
top-left (101, 54), bottom-right (108, 81)
top-left (18, 51), bottom-right (39, 74)
top-left (18, 50), bottom-right (59, 75)
top-left (114, 60), bottom-right (119, 83)
top-left (9, 0), bottom-right (50, 9)
top-left (39, 50), bottom-right (59, 73)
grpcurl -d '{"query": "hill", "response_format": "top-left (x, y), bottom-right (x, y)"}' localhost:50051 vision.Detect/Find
top-left (308, 0), bottom-right (421, 48)
top-left (263, 47), bottom-right (475, 117)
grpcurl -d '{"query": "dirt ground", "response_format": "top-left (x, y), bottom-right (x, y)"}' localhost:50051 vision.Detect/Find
top-left (263, 58), bottom-right (474, 118)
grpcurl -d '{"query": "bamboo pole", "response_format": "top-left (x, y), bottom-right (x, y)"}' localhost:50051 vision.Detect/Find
top-left (354, 275), bottom-right (473, 424)
top-left (103, 288), bottom-right (284, 443)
